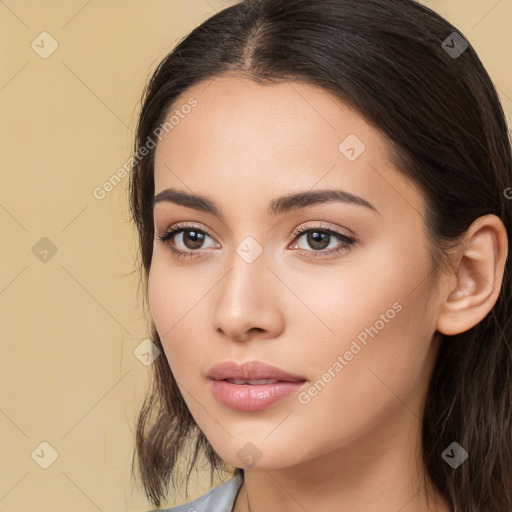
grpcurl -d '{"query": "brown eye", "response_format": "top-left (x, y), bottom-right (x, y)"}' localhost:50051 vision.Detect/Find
top-left (157, 223), bottom-right (219, 259)
top-left (291, 225), bottom-right (356, 259)
top-left (177, 229), bottom-right (207, 250)
top-left (303, 230), bottom-right (331, 250)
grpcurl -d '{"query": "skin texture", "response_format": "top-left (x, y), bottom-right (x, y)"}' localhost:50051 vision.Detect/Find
top-left (148, 75), bottom-right (507, 512)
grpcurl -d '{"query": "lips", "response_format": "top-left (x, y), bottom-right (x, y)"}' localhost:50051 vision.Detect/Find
top-left (207, 360), bottom-right (307, 412)
top-left (224, 378), bottom-right (280, 385)
top-left (206, 360), bottom-right (306, 383)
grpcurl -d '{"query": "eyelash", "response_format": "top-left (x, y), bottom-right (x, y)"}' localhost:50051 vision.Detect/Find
top-left (156, 222), bottom-right (356, 260)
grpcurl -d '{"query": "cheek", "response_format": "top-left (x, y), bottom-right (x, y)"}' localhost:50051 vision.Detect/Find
top-left (147, 260), bottom-right (182, 360)
top-left (147, 258), bottom-right (209, 369)
top-left (291, 234), bottom-right (433, 365)
top-left (280, 242), bottom-right (424, 356)
top-left (292, 247), bottom-right (436, 436)
top-left (147, 253), bottom-right (194, 331)
top-left (288, 311), bottom-right (433, 467)
top-left (147, 262), bottom-right (168, 331)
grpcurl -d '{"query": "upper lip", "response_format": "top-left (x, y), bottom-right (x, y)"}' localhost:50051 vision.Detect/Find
top-left (207, 360), bottom-right (306, 382)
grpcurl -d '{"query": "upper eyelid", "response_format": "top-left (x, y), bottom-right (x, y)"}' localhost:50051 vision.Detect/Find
top-left (165, 222), bottom-right (216, 240)
top-left (161, 221), bottom-right (355, 244)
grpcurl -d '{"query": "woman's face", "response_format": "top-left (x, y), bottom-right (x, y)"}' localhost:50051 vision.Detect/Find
top-left (149, 75), bottom-right (444, 471)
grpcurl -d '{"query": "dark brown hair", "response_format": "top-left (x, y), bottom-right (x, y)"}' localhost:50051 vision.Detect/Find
top-left (129, 0), bottom-right (512, 509)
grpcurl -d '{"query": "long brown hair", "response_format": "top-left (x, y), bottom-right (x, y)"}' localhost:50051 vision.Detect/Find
top-left (129, 0), bottom-right (512, 509)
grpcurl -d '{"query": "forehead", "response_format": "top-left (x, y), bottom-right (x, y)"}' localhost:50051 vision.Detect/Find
top-left (155, 75), bottom-right (376, 165)
top-left (153, 75), bottom-right (425, 223)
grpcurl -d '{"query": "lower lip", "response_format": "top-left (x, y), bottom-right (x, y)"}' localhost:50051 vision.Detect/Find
top-left (209, 379), bottom-right (306, 412)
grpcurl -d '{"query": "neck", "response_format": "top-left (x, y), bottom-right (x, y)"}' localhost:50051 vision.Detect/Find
top-left (232, 409), bottom-right (451, 512)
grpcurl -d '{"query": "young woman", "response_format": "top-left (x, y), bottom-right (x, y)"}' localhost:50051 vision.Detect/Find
top-left (129, 1), bottom-right (512, 510)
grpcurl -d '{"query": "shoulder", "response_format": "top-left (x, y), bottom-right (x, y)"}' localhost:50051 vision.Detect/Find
top-left (154, 469), bottom-right (244, 512)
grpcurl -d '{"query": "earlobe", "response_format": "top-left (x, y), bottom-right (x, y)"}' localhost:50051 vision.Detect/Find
top-left (436, 214), bottom-right (508, 336)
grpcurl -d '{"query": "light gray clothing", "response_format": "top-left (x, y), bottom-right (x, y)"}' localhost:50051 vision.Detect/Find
top-left (157, 469), bottom-right (244, 512)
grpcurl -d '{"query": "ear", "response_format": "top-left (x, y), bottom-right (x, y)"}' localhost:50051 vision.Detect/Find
top-left (436, 214), bottom-right (508, 336)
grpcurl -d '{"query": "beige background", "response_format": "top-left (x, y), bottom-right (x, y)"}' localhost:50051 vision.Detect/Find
top-left (0, 1), bottom-right (510, 511)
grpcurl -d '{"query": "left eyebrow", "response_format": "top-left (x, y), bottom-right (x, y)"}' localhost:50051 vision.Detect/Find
top-left (268, 189), bottom-right (379, 216)
top-left (152, 187), bottom-right (379, 221)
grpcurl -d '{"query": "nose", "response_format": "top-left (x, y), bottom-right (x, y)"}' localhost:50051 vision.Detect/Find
top-left (213, 250), bottom-right (284, 343)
